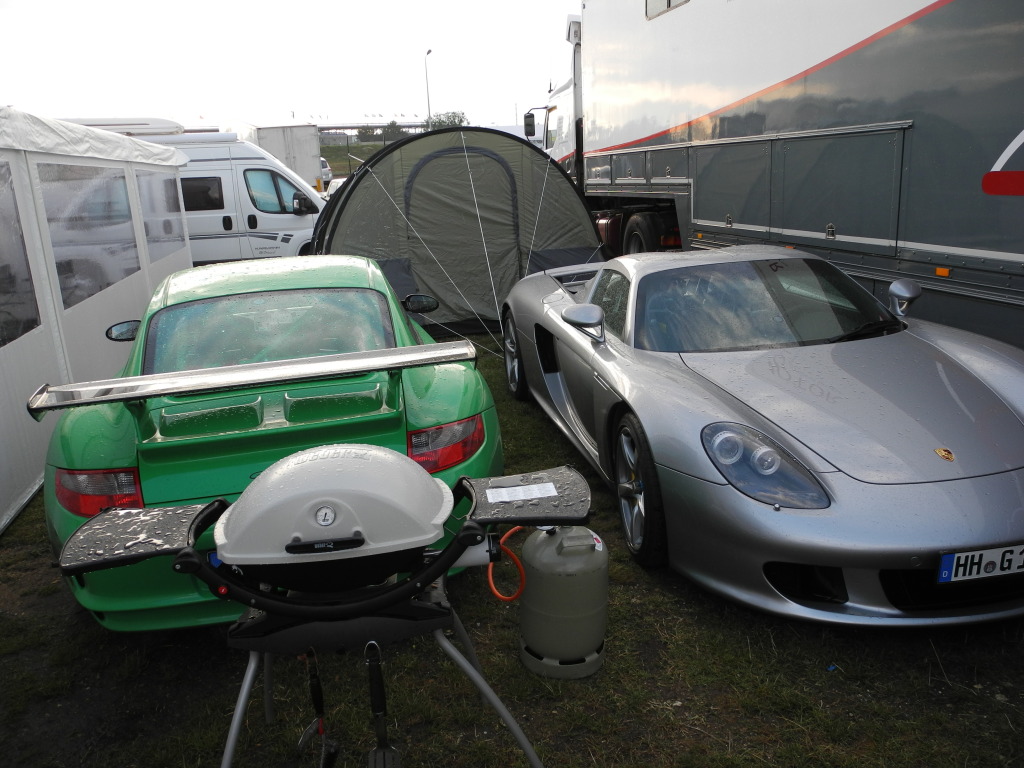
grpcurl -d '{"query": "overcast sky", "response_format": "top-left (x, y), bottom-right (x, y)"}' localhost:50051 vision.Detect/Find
top-left (1, 0), bottom-right (581, 130)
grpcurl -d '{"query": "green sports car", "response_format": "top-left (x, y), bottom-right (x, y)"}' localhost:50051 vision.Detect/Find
top-left (36, 255), bottom-right (503, 631)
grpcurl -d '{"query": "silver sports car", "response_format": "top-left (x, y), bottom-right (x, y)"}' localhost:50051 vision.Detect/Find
top-left (501, 245), bottom-right (1024, 626)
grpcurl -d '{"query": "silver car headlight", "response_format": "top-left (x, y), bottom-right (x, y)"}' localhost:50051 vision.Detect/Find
top-left (701, 423), bottom-right (829, 509)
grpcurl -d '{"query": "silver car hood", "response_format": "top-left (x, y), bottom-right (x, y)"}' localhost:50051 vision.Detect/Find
top-left (682, 333), bottom-right (1024, 484)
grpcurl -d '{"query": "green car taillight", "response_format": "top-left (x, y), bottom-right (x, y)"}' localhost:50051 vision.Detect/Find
top-left (407, 414), bottom-right (485, 473)
top-left (55, 467), bottom-right (143, 517)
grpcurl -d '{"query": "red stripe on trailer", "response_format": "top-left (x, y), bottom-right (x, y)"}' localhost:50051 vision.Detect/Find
top-left (982, 171), bottom-right (1024, 196)
top-left (593, 0), bottom-right (960, 155)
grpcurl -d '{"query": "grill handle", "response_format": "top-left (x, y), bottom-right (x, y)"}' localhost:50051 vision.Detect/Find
top-left (285, 532), bottom-right (365, 555)
top-left (172, 519), bottom-right (485, 622)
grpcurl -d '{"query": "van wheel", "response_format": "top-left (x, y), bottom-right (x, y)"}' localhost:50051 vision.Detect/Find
top-left (623, 214), bottom-right (659, 254)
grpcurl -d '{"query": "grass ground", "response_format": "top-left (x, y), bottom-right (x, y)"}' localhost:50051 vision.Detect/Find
top-left (1, 334), bottom-right (1023, 767)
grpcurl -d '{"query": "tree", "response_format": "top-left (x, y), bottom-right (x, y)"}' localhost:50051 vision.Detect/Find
top-left (430, 111), bottom-right (468, 129)
top-left (356, 125), bottom-right (378, 142)
top-left (382, 121), bottom-right (407, 141)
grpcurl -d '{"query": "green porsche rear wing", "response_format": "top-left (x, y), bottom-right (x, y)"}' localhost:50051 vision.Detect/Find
top-left (27, 341), bottom-right (476, 421)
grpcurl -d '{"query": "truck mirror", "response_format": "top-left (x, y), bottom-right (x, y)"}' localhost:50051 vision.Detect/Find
top-left (524, 112), bottom-right (536, 138)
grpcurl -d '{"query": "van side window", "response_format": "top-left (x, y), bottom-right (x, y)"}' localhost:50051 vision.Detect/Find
top-left (181, 177), bottom-right (225, 212)
top-left (244, 169), bottom-right (306, 215)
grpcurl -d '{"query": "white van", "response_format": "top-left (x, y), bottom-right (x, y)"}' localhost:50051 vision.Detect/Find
top-left (145, 132), bottom-right (324, 264)
top-left (64, 119), bottom-right (325, 265)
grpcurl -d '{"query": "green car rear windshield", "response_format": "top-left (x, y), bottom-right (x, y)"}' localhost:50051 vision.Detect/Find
top-left (143, 288), bottom-right (396, 374)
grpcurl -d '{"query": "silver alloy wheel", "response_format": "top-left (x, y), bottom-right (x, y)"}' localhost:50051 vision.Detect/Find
top-left (504, 316), bottom-right (519, 390)
top-left (616, 424), bottom-right (646, 554)
top-left (503, 313), bottom-right (529, 400)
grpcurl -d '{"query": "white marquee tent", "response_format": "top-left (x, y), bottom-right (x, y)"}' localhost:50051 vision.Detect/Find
top-left (0, 107), bottom-right (191, 532)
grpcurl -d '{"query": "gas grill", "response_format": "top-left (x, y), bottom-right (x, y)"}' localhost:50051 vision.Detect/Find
top-left (59, 444), bottom-right (591, 768)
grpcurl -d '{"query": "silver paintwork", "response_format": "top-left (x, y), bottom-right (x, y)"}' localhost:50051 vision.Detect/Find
top-left (503, 245), bottom-right (1024, 626)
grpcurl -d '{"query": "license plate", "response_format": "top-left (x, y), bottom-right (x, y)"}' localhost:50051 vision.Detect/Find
top-left (938, 544), bottom-right (1024, 583)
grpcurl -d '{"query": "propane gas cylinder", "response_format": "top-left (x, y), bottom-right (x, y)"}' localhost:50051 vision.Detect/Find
top-left (519, 526), bottom-right (608, 679)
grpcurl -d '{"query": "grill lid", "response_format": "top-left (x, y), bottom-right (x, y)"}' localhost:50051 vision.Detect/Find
top-left (215, 444), bottom-right (453, 566)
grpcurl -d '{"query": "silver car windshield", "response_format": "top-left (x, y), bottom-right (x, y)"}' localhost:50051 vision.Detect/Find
top-left (143, 288), bottom-right (396, 374)
top-left (635, 258), bottom-right (894, 353)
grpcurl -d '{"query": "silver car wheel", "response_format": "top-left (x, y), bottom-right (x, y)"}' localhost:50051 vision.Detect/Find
top-left (614, 413), bottom-right (667, 567)
top-left (503, 312), bottom-right (529, 401)
top-left (617, 431), bottom-right (646, 551)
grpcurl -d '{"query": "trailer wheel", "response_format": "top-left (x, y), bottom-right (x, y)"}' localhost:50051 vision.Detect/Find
top-left (623, 214), bottom-right (660, 254)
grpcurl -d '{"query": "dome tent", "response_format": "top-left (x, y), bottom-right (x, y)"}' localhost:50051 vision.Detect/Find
top-left (313, 127), bottom-right (605, 328)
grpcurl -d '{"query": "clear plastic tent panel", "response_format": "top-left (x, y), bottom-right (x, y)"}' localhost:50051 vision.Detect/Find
top-left (317, 128), bottom-right (604, 325)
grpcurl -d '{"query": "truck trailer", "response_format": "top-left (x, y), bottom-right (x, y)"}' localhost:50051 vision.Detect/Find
top-left (228, 123), bottom-right (326, 192)
top-left (528, 0), bottom-right (1024, 347)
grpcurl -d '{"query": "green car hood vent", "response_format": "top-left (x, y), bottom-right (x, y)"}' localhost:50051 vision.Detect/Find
top-left (27, 341), bottom-right (475, 419)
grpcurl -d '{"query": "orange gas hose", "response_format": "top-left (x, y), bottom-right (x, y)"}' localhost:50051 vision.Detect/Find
top-left (487, 526), bottom-right (526, 602)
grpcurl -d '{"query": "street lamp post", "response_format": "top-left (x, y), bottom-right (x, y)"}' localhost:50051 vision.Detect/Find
top-left (424, 49), bottom-right (433, 131)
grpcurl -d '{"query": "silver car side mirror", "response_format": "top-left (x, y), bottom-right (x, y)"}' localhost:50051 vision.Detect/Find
top-left (888, 279), bottom-right (922, 318)
top-left (562, 303), bottom-right (605, 343)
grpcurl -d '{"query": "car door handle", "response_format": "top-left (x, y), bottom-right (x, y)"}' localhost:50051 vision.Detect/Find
top-left (247, 214), bottom-right (258, 229)
top-left (222, 216), bottom-right (233, 231)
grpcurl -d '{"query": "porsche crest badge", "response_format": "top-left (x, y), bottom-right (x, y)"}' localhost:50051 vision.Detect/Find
top-left (934, 448), bottom-right (955, 462)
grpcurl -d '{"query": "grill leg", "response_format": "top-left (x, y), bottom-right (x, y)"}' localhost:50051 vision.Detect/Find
top-left (450, 609), bottom-right (483, 674)
top-left (365, 641), bottom-right (400, 766)
top-left (221, 650), bottom-right (261, 768)
top-left (433, 629), bottom-right (544, 768)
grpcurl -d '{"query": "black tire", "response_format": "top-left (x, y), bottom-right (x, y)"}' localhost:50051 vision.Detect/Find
top-left (503, 311), bottom-right (530, 401)
top-left (622, 214), bottom-right (659, 254)
top-left (613, 412), bottom-right (667, 567)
